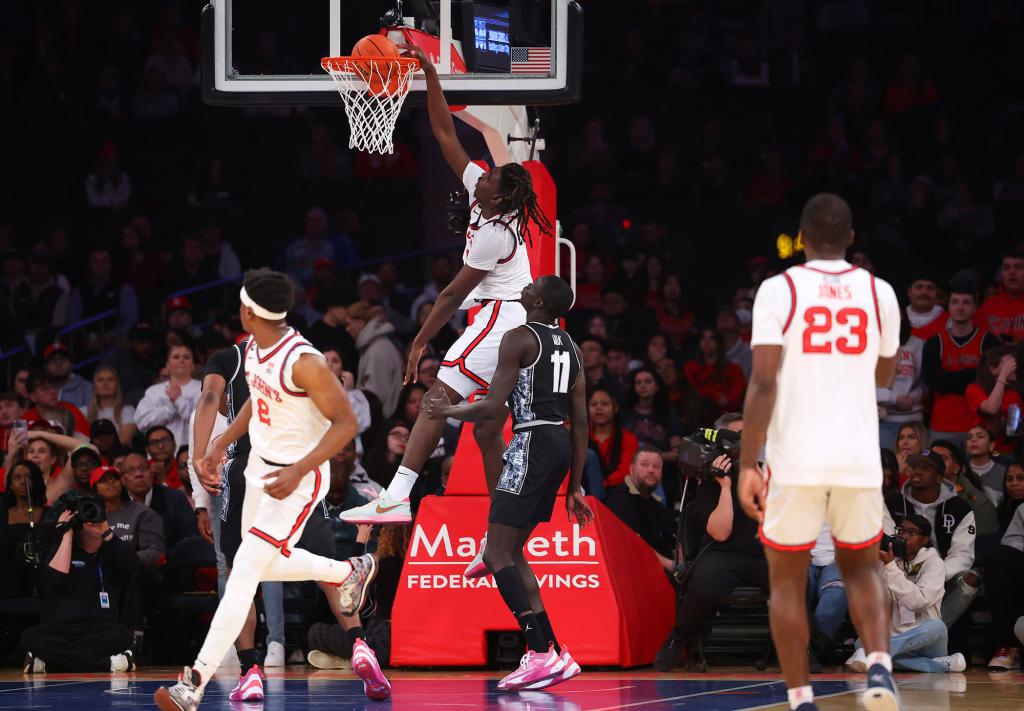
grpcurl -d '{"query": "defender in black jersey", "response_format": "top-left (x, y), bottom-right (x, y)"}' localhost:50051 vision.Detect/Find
top-left (426, 275), bottom-right (593, 692)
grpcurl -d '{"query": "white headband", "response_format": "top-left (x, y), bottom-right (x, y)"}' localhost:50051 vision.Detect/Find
top-left (240, 286), bottom-right (287, 320)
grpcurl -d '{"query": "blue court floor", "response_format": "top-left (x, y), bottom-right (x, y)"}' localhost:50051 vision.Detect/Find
top-left (1, 669), bottom-right (1021, 710)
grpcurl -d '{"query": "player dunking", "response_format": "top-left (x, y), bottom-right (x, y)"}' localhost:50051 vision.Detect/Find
top-left (342, 43), bottom-right (551, 539)
top-left (737, 195), bottom-right (902, 711)
top-left (424, 276), bottom-right (592, 691)
top-left (154, 269), bottom-right (378, 711)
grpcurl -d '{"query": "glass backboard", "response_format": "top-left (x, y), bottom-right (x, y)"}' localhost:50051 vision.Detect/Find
top-left (201, 0), bottom-right (582, 107)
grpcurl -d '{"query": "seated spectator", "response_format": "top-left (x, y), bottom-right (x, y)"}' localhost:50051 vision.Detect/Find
top-left (284, 207), bottom-right (360, 287)
top-left (579, 336), bottom-right (625, 401)
top-left (895, 421), bottom-right (929, 485)
top-left (322, 346), bottom-right (373, 439)
top-left (20, 504), bottom-right (141, 673)
top-left (653, 274), bottom-right (695, 349)
top-left (1, 461), bottom-right (48, 597)
top-left (585, 387), bottom-right (637, 497)
top-left (322, 441), bottom-right (372, 561)
top-left (930, 439), bottom-right (1000, 553)
top-left (364, 420), bottom-right (409, 488)
top-left (921, 282), bottom-right (999, 448)
top-left (5, 425), bottom-right (84, 502)
top-left (884, 450), bottom-right (977, 626)
top-left (67, 247), bottom-right (139, 336)
top-left (656, 357), bottom-right (710, 432)
top-left (716, 307), bottom-right (752, 379)
top-left (603, 446), bottom-right (675, 567)
top-left (683, 328), bottom-right (747, 415)
top-left (414, 301), bottom-right (459, 356)
top-left (91, 465), bottom-right (165, 568)
top-left (847, 514), bottom-right (964, 673)
top-left (409, 254), bottom-right (456, 328)
top-left (25, 252), bottom-right (68, 332)
top-left (145, 425), bottom-right (183, 489)
top-left (306, 283), bottom-right (359, 369)
top-left (163, 296), bottom-right (203, 345)
top-left (346, 302), bottom-right (403, 418)
top-left (358, 273), bottom-right (416, 337)
top-left (905, 270), bottom-right (946, 341)
top-left (417, 357), bottom-right (440, 389)
top-left (134, 344), bottom-right (201, 448)
top-left (101, 323), bottom-right (161, 406)
top-left (600, 283), bottom-right (656, 354)
top-left (574, 255), bottom-right (606, 312)
top-left (69, 447), bottom-right (103, 496)
top-left (877, 319), bottom-right (926, 451)
top-left (84, 141), bottom-right (132, 209)
top-left (882, 448), bottom-right (900, 499)
top-left (85, 366), bottom-right (137, 445)
top-left (997, 463), bottom-right (1024, 534)
top-left (977, 247), bottom-right (1024, 344)
top-left (43, 344), bottom-right (92, 411)
top-left (121, 452), bottom-right (196, 553)
top-left (966, 346), bottom-right (1020, 456)
top-left (22, 371), bottom-right (89, 439)
top-left (967, 425), bottom-right (1006, 492)
top-left (605, 339), bottom-right (633, 387)
top-left (806, 524), bottom-right (848, 670)
top-left (982, 500), bottom-right (1024, 669)
top-left (90, 420), bottom-right (121, 463)
top-left (620, 367), bottom-right (683, 465)
top-left (395, 383), bottom-right (427, 431)
top-left (654, 414), bottom-right (765, 672)
top-left (0, 390), bottom-right (23, 464)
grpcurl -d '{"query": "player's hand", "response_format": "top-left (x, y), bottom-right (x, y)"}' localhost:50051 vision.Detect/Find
top-left (396, 43), bottom-right (430, 72)
top-left (737, 464), bottom-right (765, 523)
top-left (263, 465), bottom-right (303, 500)
top-left (566, 490), bottom-right (594, 527)
top-left (199, 444), bottom-right (226, 494)
top-left (197, 509), bottom-right (214, 544)
top-left (404, 340), bottom-right (426, 385)
top-left (421, 388), bottom-right (451, 421)
top-left (879, 543), bottom-right (895, 565)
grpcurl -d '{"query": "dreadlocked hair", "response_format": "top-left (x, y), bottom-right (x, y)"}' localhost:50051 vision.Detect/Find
top-left (497, 162), bottom-right (552, 246)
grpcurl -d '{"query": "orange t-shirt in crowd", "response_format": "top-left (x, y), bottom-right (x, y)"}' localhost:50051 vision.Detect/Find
top-left (590, 427), bottom-right (639, 488)
top-left (965, 383), bottom-right (1023, 455)
top-left (910, 309), bottom-right (947, 341)
top-left (977, 291), bottom-right (1024, 344)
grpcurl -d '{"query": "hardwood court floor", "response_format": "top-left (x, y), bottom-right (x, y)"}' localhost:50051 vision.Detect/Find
top-left (1, 667), bottom-right (1022, 709)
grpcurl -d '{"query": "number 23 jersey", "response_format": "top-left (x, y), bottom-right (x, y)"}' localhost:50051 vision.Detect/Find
top-left (751, 260), bottom-right (900, 487)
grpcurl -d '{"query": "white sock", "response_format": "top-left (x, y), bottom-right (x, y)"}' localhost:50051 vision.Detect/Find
top-left (264, 547), bottom-right (354, 584)
top-left (788, 685), bottom-right (813, 709)
top-left (385, 465), bottom-right (419, 501)
top-left (865, 651), bottom-right (892, 672)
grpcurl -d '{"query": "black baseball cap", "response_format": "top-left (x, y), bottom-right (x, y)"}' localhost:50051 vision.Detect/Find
top-left (71, 446), bottom-right (102, 466)
top-left (898, 513), bottom-right (932, 538)
top-left (129, 322), bottom-right (158, 340)
top-left (907, 450), bottom-right (945, 475)
top-left (90, 419), bottom-right (118, 439)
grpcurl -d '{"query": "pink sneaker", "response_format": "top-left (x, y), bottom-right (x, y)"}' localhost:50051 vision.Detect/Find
top-left (464, 539), bottom-right (488, 579)
top-left (497, 648), bottom-right (559, 692)
top-left (352, 638), bottom-right (391, 700)
top-left (531, 647), bottom-right (581, 689)
top-left (228, 664), bottom-right (264, 701)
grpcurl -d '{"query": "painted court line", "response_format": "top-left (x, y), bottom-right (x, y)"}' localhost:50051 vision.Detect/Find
top-left (741, 687), bottom-right (859, 710)
top-left (584, 680), bottom-right (780, 711)
top-left (0, 680), bottom-right (97, 693)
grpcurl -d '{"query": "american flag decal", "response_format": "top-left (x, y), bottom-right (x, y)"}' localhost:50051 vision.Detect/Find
top-left (511, 47), bottom-right (552, 74)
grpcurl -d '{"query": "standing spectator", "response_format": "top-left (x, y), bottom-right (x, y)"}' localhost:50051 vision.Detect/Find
top-left (91, 465), bottom-right (165, 569)
top-left (345, 302), bottom-right (403, 418)
top-left (620, 367), bottom-right (683, 465)
top-left (983, 497), bottom-right (1024, 669)
top-left (84, 141), bottom-right (131, 209)
top-left (977, 248), bottom-right (1024, 344)
top-left (43, 344), bottom-right (92, 411)
top-left (144, 426), bottom-right (183, 489)
top-left (602, 447), bottom-right (676, 570)
top-left (586, 387), bottom-right (638, 497)
top-left (716, 307), bottom-right (752, 379)
top-left (67, 247), bottom-right (139, 336)
top-left (121, 452), bottom-right (196, 553)
top-left (284, 207), bottom-right (360, 287)
top-left (684, 328), bottom-right (747, 415)
top-left (905, 271), bottom-right (946, 341)
top-left (134, 345), bottom-right (200, 449)
top-left (85, 366), bottom-right (137, 445)
top-left (966, 425), bottom-right (1005, 492)
top-left (921, 283), bottom-right (999, 448)
top-left (965, 347), bottom-right (1020, 456)
top-left (22, 371), bottom-right (89, 438)
top-left (877, 319), bottom-right (926, 451)
top-left (100, 323), bottom-right (160, 406)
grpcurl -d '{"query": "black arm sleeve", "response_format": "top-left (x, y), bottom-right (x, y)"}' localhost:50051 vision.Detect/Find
top-left (921, 335), bottom-right (977, 394)
top-left (204, 345), bottom-right (240, 381)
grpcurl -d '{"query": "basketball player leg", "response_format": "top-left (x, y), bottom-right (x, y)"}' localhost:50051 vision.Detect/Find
top-left (474, 404), bottom-right (510, 493)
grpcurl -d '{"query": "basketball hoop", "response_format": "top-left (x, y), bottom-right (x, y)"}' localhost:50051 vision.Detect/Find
top-left (321, 56), bottom-right (419, 155)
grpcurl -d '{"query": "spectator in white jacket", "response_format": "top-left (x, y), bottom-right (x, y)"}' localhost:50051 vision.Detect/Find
top-left (877, 319), bottom-right (926, 451)
top-left (848, 514), bottom-right (964, 673)
top-left (134, 344), bottom-right (201, 447)
top-left (345, 301), bottom-right (403, 418)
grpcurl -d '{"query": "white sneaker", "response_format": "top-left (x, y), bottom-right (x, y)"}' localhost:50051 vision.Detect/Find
top-left (307, 650), bottom-right (347, 670)
top-left (339, 491), bottom-right (412, 525)
top-left (153, 667), bottom-right (204, 711)
top-left (934, 652), bottom-right (966, 672)
top-left (110, 651), bottom-right (135, 673)
top-left (22, 652), bottom-right (45, 674)
top-left (464, 535), bottom-right (488, 578)
top-left (264, 641), bottom-right (286, 667)
top-left (338, 553), bottom-right (378, 615)
top-left (846, 647), bottom-right (867, 673)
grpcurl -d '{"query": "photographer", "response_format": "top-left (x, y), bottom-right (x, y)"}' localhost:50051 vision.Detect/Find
top-left (846, 514), bottom-right (964, 673)
top-left (20, 493), bottom-right (141, 673)
top-left (654, 413), bottom-right (767, 672)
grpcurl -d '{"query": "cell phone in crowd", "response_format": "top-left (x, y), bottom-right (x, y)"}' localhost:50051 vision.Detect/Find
top-left (1008, 404), bottom-right (1021, 437)
top-left (12, 419), bottom-right (27, 437)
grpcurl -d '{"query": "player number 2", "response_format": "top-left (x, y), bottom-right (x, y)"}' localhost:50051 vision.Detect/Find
top-left (257, 398), bottom-right (271, 426)
top-left (801, 306), bottom-right (868, 354)
top-left (550, 350), bottom-right (571, 393)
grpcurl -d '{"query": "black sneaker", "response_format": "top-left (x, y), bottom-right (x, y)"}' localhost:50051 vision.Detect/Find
top-left (808, 648), bottom-right (823, 674)
top-left (863, 663), bottom-right (900, 711)
top-left (794, 704), bottom-right (819, 710)
top-left (654, 630), bottom-right (684, 672)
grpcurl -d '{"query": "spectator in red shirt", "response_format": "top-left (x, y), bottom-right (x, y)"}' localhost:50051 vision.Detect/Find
top-left (586, 387), bottom-right (638, 496)
top-left (744, 145), bottom-right (796, 209)
top-left (883, 53), bottom-right (940, 116)
top-left (683, 328), bottom-right (747, 415)
top-left (905, 270), bottom-right (946, 341)
top-left (574, 255), bottom-right (606, 312)
top-left (22, 371), bottom-right (90, 439)
top-left (145, 425), bottom-right (183, 489)
top-left (966, 347), bottom-right (1020, 456)
top-left (977, 248), bottom-right (1024, 344)
top-left (653, 274), bottom-right (695, 348)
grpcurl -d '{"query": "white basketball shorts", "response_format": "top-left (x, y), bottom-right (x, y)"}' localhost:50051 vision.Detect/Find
top-left (439, 299), bottom-right (527, 398)
top-left (242, 454), bottom-right (329, 557)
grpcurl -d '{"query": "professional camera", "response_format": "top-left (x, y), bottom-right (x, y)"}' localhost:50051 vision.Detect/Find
top-left (446, 189), bottom-right (470, 237)
top-left (677, 428), bottom-right (740, 479)
top-left (880, 533), bottom-right (908, 560)
top-left (50, 493), bottom-right (107, 530)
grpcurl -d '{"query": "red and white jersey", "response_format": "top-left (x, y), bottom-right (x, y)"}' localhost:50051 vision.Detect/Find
top-left (752, 260), bottom-right (901, 488)
top-left (459, 162), bottom-right (533, 310)
top-left (244, 329), bottom-right (329, 463)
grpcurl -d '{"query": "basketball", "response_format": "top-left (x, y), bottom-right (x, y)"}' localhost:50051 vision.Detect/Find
top-left (352, 34), bottom-right (400, 95)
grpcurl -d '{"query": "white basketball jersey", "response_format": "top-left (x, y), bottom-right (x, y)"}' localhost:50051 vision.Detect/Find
top-left (751, 260), bottom-right (901, 488)
top-left (460, 162), bottom-right (533, 309)
top-left (244, 329), bottom-right (329, 463)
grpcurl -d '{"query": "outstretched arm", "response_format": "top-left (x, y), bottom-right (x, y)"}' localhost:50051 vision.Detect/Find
top-left (399, 44), bottom-right (470, 177)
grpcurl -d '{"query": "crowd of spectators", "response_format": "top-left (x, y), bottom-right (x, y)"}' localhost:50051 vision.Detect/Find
top-left (1, 0), bottom-right (1024, 675)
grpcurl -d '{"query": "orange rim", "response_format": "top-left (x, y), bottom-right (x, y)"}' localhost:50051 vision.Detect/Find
top-left (321, 56), bottom-right (420, 73)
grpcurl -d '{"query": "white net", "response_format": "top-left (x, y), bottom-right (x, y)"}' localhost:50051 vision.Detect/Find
top-left (321, 57), bottom-right (419, 155)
